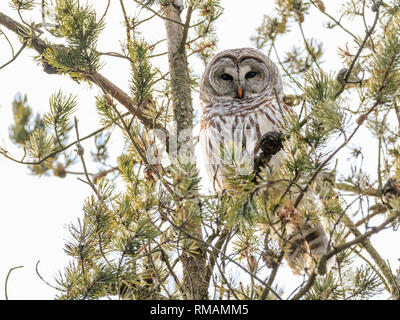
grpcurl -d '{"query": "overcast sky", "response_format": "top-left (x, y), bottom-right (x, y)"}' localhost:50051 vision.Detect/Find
top-left (0, 1), bottom-right (398, 299)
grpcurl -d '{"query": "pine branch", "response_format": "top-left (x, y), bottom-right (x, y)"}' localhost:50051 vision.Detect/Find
top-left (0, 11), bottom-right (159, 131)
top-left (334, 1), bottom-right (382, 98)
top-left (323, 213), bottom-right (400, 299)
top-left (1, 117), bottom-right (119, 166)
top-left (335, 182), bottom-right (380, 197)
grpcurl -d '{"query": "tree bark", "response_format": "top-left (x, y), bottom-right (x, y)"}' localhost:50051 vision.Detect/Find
top-left (162, 1), bottom-right (208, 299)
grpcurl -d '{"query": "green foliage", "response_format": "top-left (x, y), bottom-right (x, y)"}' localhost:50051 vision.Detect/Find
top-left (251, 14), bottom-right (288, 50)
top-left (129, 39), bottom-right (157, 106)
top-left (190, 0), bottom-right (222, 64)
top-left (303, 71), bottom-right (345, 143)
top-left (8, 91), bottom-right (80, 176)
top-left (351, 265), bottom-right (384, 299)
top-left (56, 260), bottom-right (117, 300)
top-left (44, 90), bottom-right (77, 146)
top-left (26, 128), bottom-right (55, 161)
top-left (276, 0), bottom-right (310, 23)
top-left (91, 132), bottom-right (111, 163)
top-left (340, 0), bottom-right (364, 20)
top-left (4, 0), bottom-right (400, 301)
top-left (9, 94), bottom-right (34, 146)
top-left (290, 39), bottom-right (323, 71)
top-left (305, 272), bottom-right (340, 299)
top-left (26, 128), bottom-right (56, 174)
top-left (95, 94), bottom-right (120, 127)
top-left (53, 165), bottom-right (167, 299)
top-left (367, 14), bottom-right (400, 105)
top-left (44, 0), bottom-right (105, 77)
top-left (9, 0), bottom-right (36, 11)
top-left (251, 0), bottom-right (323, 92)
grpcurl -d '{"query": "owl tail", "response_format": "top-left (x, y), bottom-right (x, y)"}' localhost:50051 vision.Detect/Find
top-left (283, 222), bottom-right (335, 275)
top-left (274, 205), bottom-right (335, 274)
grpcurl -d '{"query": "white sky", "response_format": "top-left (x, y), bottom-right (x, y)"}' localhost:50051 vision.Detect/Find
top-left (0, 0), bottom-right (398, 299)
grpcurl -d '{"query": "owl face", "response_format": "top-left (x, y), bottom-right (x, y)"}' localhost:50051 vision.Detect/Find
top-left (207, 57), bottom-right (270, 99)
top-left (200, 48), bottom-right (282, 103)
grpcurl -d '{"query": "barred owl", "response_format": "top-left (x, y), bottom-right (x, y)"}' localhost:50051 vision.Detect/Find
top-left (199, 48), bottom-right (334, 274)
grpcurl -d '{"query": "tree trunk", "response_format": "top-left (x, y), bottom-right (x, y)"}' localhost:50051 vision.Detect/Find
top-left (162, 1), bottom-right (208, 299)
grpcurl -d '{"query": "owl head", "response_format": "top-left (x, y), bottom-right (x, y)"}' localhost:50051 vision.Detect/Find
top-left (200, 48), bottom-right (283, 103)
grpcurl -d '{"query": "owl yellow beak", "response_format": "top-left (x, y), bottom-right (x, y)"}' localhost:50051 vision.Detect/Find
top-left (237, 86), bottom-right (243, 99)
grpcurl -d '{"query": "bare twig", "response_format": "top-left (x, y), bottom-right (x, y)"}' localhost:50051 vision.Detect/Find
top-left (179, 5), bottom-right (193, 51)
top-left (99, 0), bottom-right (111, 23)
top-left (309, 0), bottom-right (359, 42)
top-left (338, 213), bottom-right (400, 299)
top-left (291, 272), bottom-right (317, 300)
top-left (0, 42), bottom-right (27, 70)
top-left (0, 27), bottom-right (15, 56)
top-left (260, 252), bottom-right (284, 300)
top-left (35, 260), bottom-right (58, 290)
top-left (298, 22), bottom-right (321, 70)
top-left (133, 0), bottom-right (185, 26)
top-left (334, 2), bottom-right (382, 98)
top-left (5, 265), bottom-right (24, 300)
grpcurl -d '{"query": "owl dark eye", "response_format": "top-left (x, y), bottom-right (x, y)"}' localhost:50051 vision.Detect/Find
top-left (245, 71), bottom-right (258, 79)
top-left (220, 73), bottom-right (233, 81)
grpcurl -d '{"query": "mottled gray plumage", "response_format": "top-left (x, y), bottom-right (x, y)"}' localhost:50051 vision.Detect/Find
top-left (200, 48), bottom-right (290, 190)
top-left (199, 48), bottom-right (334, 274)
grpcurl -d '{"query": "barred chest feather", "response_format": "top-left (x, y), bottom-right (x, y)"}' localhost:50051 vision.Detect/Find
top-left (199, 94), bottom-right (292, 191)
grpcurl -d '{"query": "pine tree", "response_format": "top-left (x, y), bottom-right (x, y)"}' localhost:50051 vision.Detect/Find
top-left (1, 0), bottom-right (400, 300)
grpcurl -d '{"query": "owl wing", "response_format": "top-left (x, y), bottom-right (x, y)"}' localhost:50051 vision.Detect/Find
top-left (200, 117), bottom-right (224, 191)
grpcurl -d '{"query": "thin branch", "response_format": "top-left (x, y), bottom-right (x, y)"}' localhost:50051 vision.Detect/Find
top-left (179, 5), bottom-right (193, 51)
top-left (291, 272), bottom-right (317, 300)
top-left (133, 0), bottom-right (185, 26)
top-left (309, 0), bottom-right (359, 43)
top-left (35, 260), bottom-right (58, 290)
top-left (16, 4), bottom-right (43, 34)
top-left (260, 252), bottom-right (284, 300)
top-left (160, 249), bottom-right (187, 299)
top-left (99, 0), bottom-right (111, 23)
top-left (298, 22), bottom-right (321, 70)
top-left (0, 42), bottom-right (27, 70)
top-left (204, 228), bottom-right (230, 288)
top-left (5, 265), bottom-right (23, 300)
top-left (97, 51), bottom-right (132, 62)
top-left (325, 215), bottom-right (398, 261)
top-left (334, 2), bottom-right (382, 98)
top-left (335, 182), bottom-right (380, 197)
top-left (0, 27), bottom-right (15, 56)
top-left (120, 0), bottom-right (132, 44)
top-left (74, 118), bottom-right (101, 199)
